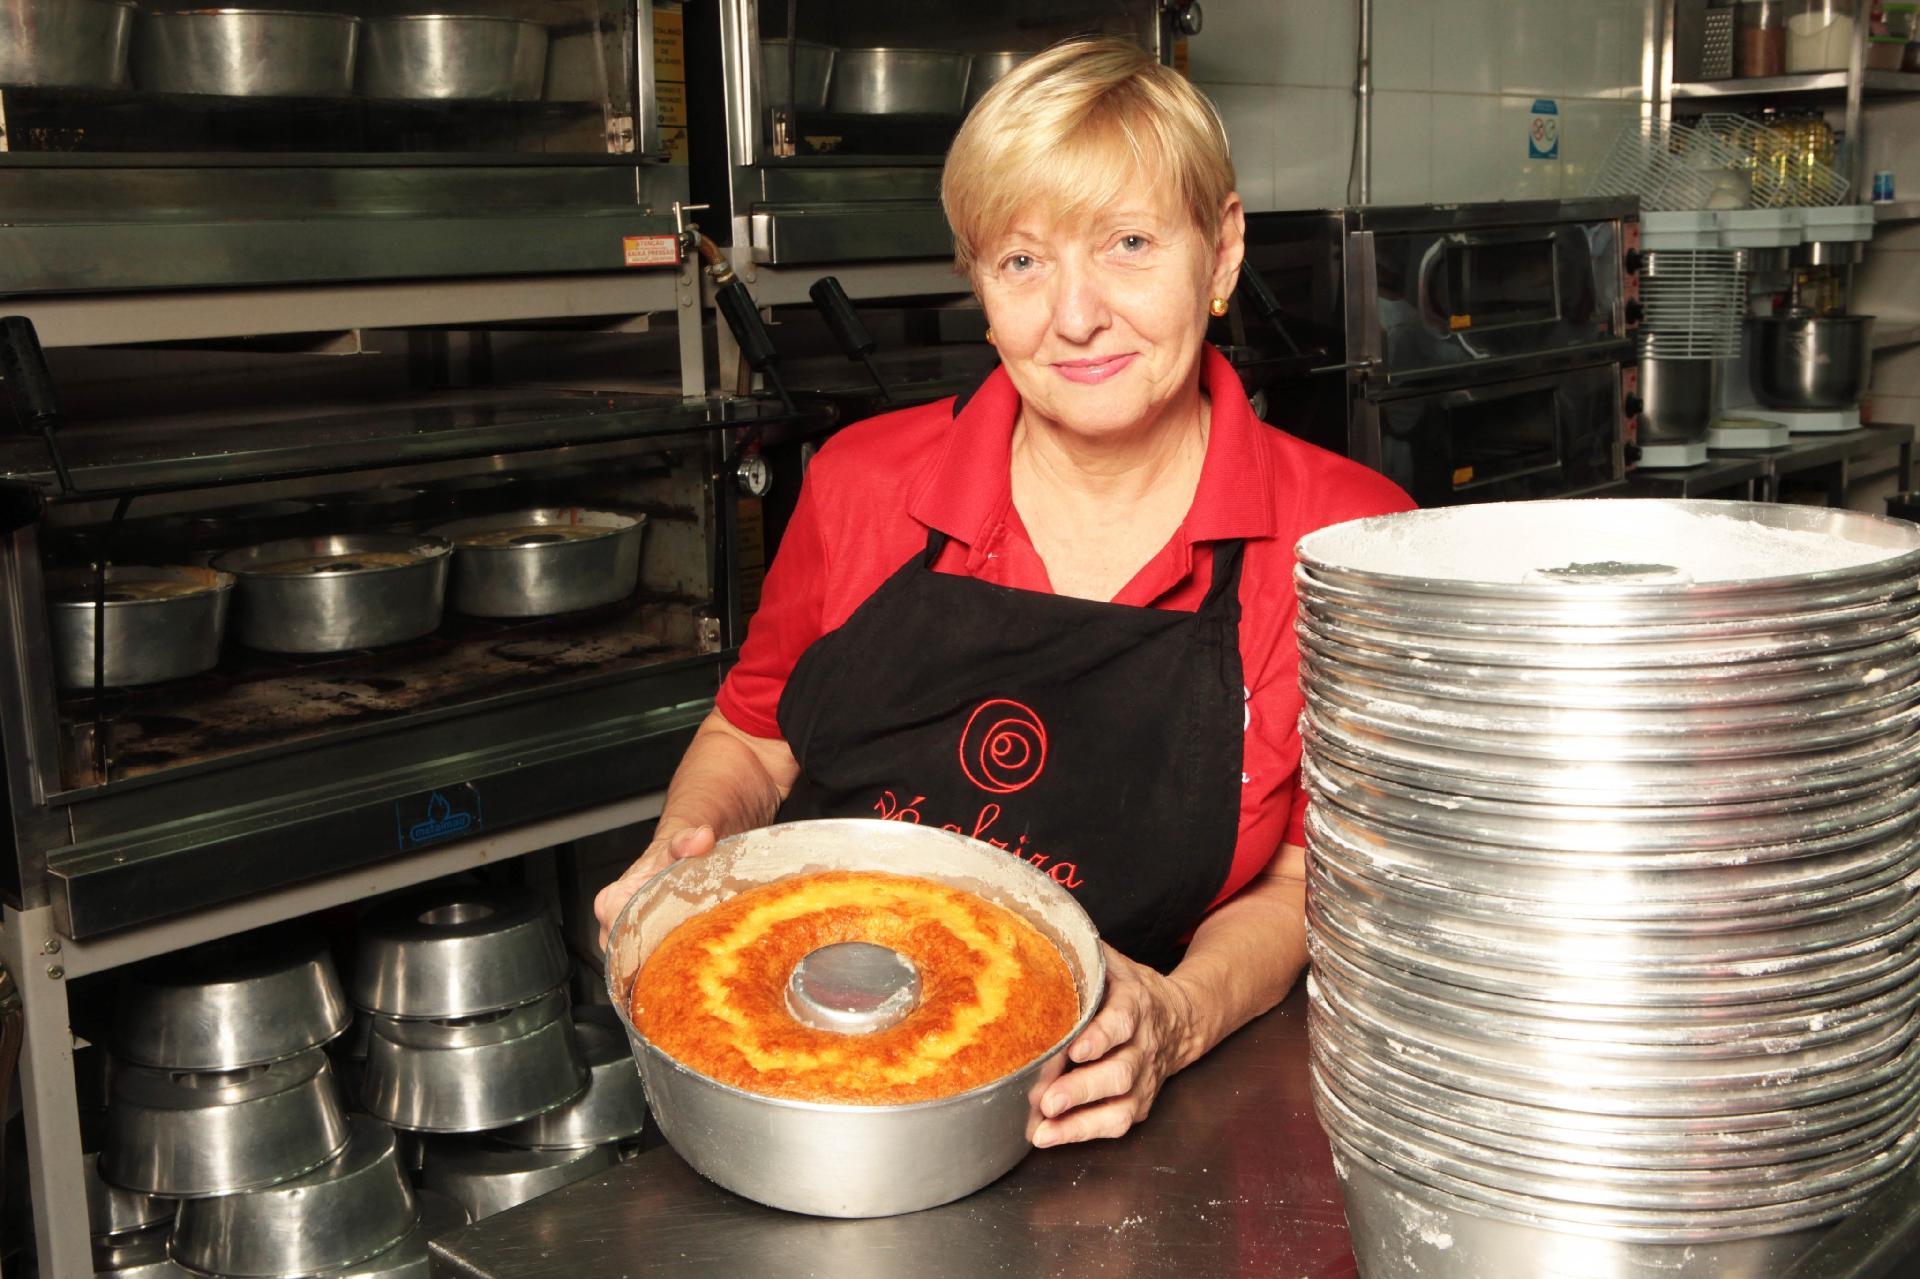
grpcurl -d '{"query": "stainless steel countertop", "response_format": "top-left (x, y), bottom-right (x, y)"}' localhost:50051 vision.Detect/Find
top-left (428, 985), bottom-right (1360, 1279)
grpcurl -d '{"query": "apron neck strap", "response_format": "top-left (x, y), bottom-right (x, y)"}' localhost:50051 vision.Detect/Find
top-left (922, 525), bottom-right (1246, 612)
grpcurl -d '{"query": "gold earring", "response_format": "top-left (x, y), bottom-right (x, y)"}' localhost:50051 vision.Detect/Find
top-left (1209, 297), bottom-right (1230, 318)
top-left (985, 327), bottom-right (995, 344)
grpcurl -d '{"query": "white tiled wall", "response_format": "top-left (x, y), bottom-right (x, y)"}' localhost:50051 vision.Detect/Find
top-left (1189, 0), bottom-right (1657, 211)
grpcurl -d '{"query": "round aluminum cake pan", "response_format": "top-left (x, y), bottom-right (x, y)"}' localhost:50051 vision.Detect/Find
top-left (1311, 955), bottom-right (1920, 1084)
top-left (1312, 1030), bottom-right (1920, 1165)
top-left (1306, 901), bottom-right (1920, 1028)
top-left (1302, 705), bottom-right (1920, 803)
top-left (603, 817), bottom-right (1106, 1219)
top-left (1330, 1134), bottom-right (1833, 1274)
top-left (1316, 1060), bottom-right (1920, 1208)
top-left (1307, 922), bottom-right (1920, 1052)
top-left (1308, 975), bottom-right (1920, 1115)
top-left (114, 924), bottom-right (350, 1071)
top-left (101, 1049), bottom-right (350, 1198)
top-left (0, 0), bottom-right (134, 89)
top-left (430, 508), bottom-right (645, 619)
top-left (1315, 1059), bottom-right (1920, 1189)
top-left (46, 565), bottom-right (231, 690)
top-left (134, 8), bottom-right (360, 98)
top-left (1296, 622), bottom-right (1920, 708)
top-left (1294, 557), bottom-right (1920, 633)
top-left (213, 534), bottom-right (449, 654)
top-left (1314, 1072), bottom-right (1920, 1216)
top-left (304, 1189), bottom-right (468, 1279)
top-left (495, 1011), bottom-right (648, 1149)
top-left (1295, 500), bottom-right (1920, 613)
top-left (351, 883), bottom-right (569, 1021)
top-left (170, 1114), bottom-right (415, 1278)
top-left (1303, 752), bottom-right (1920, 858)
top-left (1303, 659), bottom-right (1920, 754)
top-left (418, 1140), bottom-right (614, 1222)
top-left (92, 1221), bottom-right (182, 1276)
top-left (1297, 594), bottom-right (1920, 669)
top-left (1306, 804), bottom-right (1920, 924)
top-left (358, 15), bottom-right (548, 102)
top-left (359, 990), bottom-right (586, 1134)
top-left (86, 1149), bottom-right (174, 1239)
top-left (1307, 854), bottom-right (1920, 973)
top-left (1308, 891), bottom-right (1920, 1010)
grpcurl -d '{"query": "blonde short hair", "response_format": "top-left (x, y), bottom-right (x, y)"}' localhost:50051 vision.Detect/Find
top-left (941, 38), bottom-right (1236, 274)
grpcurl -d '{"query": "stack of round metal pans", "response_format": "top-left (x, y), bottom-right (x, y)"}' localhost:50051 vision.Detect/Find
top-left (353, 884), bottom-right (586, 1134)
top-left (1295, 500), bottom-right (1920, 1278)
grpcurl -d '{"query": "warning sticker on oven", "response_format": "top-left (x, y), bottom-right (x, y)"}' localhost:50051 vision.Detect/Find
top-left (623, 235), bottom-right (682, 268)
top-left (396, 784), bottom-right (484, 851)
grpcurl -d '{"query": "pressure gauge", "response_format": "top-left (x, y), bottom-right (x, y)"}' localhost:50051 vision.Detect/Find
top-left (736, 454), bottom-right (773, 498)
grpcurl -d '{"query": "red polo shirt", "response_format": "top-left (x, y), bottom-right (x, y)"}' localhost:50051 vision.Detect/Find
top-left (717, 345), bottom-right (1413, 907)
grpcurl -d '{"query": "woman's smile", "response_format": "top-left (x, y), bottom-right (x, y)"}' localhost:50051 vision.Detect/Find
top-left (1050, 353), bottom-right (1139, 384)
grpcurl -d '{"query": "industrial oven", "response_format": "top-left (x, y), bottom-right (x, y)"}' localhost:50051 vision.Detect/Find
top-left (1237, 199), bottom-right (1644, 506)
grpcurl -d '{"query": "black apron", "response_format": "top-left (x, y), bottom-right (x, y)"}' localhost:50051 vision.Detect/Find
top-left (774, 522), bottom-right (1247, 972)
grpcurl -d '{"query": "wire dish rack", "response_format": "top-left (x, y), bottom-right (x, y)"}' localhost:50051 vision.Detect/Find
top-left (1590, 115), bottom-right (1849, 211)
top-left (1638, 250), bottom-right (1747, 361)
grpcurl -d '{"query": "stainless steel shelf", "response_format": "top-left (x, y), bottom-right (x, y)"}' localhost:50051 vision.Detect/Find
top-left (0, 390), bottom-right (816, 500)
top-left (1875, 200), bottom-right (1920, 223)
top-left (1672, 69), bottom-right (1920, 100)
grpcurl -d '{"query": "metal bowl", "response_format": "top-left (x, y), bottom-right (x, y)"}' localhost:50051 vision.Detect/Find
top-left (604, 817), bottom-right (1105, 1219)
top-left (101, 1049), bottom-right (350, 1198)
top-left (359, 15), bottom-right (547, 102)
top-left (0, 0), bottom-right (133, 88)
top-left (114, 924), bottom-right (350, 1071)
top-left (134, 8), bottom-right (360, 97)
top-left (495, 1011), bottom-right (648, 1149)
top-left (1750, 314), bottom-right (1875, 411)
top-left (359, 989), bottom-right (587, 1134)
top-left (419, 1139), bottom-right (615, 1222)
top-left (45, 565), bottom-right (231, 690)
top-left (170, 1114), bottom-right (415, 1278)
top-left (430, 508), bottom-right (645, 619)
top-left (826, 48), bottom-right (970, 115)
top-left (307, 1190), bottom-right (468, 1279)
top-left (213, 533), bottom-right (450, 654)
top-left (761, 37), bottom-right (832, 110)
top-left (351, 883), bottom-right (569, 1020)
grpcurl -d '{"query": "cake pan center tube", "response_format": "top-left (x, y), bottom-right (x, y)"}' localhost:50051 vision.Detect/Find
top-left (785, 942), bottom-right (922, 1034)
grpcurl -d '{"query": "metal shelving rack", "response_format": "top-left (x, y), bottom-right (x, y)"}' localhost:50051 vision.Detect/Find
top-left (1659, 5), bottom-right (1916, 198)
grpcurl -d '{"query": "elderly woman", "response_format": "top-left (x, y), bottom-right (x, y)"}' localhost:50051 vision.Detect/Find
top-left (596, 38), bottom-right (1410, 1146)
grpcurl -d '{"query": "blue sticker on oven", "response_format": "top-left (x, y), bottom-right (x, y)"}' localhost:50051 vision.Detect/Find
top-left (396, 785), bottom-right (483, 851)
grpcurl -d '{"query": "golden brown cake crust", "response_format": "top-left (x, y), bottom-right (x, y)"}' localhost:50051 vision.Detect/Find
top-left (631, 870), bottom-right (1080, 1104)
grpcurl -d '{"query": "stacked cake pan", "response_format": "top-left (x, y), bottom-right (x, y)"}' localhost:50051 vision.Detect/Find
top-left (98, 926), bottom-right (447, 1277)
top-left (353, 885), bottom-right (641, 1220)
top-left (1296, 500), bottom-right (1920, 1278)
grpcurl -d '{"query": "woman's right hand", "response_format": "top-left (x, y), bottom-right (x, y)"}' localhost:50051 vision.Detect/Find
top-left (594, 823), bottom-right (718, 949)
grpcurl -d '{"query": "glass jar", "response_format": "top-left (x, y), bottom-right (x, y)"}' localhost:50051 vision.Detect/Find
top-left (1787, 0), bottom-right (1860, 72)
top-left (1739, 0), bottom-right (1790, 75)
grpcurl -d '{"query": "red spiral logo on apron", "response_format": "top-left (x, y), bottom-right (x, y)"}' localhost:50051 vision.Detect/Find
top-left (959, 699), bottom-right (1049, 795)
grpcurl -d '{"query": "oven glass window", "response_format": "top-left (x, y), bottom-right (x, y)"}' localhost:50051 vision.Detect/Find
top-left (1442, 238), bottom-right (1560, 330)
top-left (1446, 386), bottom-right (1561, 492)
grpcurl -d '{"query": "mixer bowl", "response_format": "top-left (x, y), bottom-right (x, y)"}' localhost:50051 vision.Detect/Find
top-left (1750, 315), bottom-right (1875, 411)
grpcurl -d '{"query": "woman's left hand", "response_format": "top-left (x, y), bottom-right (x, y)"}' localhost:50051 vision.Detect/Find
top-left (1028, 944), bottom-right (1200, 1147)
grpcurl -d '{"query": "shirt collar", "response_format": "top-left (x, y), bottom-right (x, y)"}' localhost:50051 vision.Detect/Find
top-left (905, 344), bottom-right (1279, 547)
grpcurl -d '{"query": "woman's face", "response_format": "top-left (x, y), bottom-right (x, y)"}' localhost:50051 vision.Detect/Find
top-left (973, 179), bottom-right (1244, 442)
